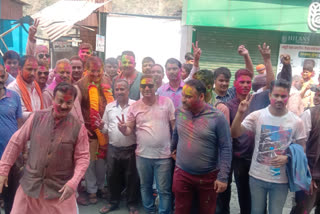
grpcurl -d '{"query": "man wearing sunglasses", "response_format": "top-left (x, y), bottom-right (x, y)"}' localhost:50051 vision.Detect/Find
top-left (35, 62), bottom-right (49, 91)
top-left (118, 74), bottom-right (175, 214)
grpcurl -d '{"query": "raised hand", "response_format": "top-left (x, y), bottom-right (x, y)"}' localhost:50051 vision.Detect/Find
top-left (192, 41), bottom-right (202, 66)
top-left (117, 114), bottom-right (127, 134)
top-left (280, 54), bottom-right (291, 65)
top-left (238, 93), bottom-right (252, 114)
top-left (258, 42), bottom-right (271, 60)
top-left (238, 45), bottom-right (249, 56)
top-left (29, 19), bottom-right (39, 42)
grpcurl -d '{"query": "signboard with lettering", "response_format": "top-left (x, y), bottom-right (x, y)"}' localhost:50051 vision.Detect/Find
top-left (96, 34), bottom-right (105, 52)
top-left (277, 45), bottom-right (320, 82)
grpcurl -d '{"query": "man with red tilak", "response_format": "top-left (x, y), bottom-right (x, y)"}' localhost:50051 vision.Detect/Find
top-left (75, 56), bottom-right (114, 204)
top-left (0, 82), bottom-right (90, 214)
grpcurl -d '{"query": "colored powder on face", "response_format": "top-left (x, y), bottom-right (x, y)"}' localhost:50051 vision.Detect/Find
top-left (140, 78), bottom-right (153, 85)
top-left (182, 85), bottom-right (194, 96)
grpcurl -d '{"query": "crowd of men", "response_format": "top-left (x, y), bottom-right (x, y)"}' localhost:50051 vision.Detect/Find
top-left (0, 20), bottom-right (319, 214)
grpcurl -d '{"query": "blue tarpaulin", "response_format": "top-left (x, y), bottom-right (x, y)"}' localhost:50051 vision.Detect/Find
top-left (0, 19), bottom-right (29, 64)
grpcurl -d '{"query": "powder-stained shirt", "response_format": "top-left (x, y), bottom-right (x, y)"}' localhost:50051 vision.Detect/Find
top-left (127, 96), bottom-right (175, 159)
top-left (171, 104), bottom-right (232, 183)
top-left (5, 73), bottom-right (15, 87)
top-left (102, 99), bottom-right (136, 147)
top-left (242, 106), bottom-right (306, 183)
top-left (0, 88), bottom-right (22, 158)
top-left (7, 79), bottom-right (42, 121)
top-left (212, 87), bottom-right (236, 105)
top-left (157, 80), bottom-right (184, 109)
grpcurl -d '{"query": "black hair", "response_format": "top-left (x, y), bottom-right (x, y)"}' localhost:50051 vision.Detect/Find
top-left (182, 63), bottom-right (193, 75)
top-left (185, 79), bottom-right (207, 97)
top-left (53, 82), bottom-right (77, 99)
top-left (213, 67), bottom-right (231, 80)
top-left (3, 50), bottom-right (20, 62)
top-left (270, 79), bottom-right (291, 93)
top-left (105, 57), bottom-right (118, 66)
top-left (185, 52), bottom-right (194, 61)
top-left (19, 55), bottom-right (37, 68)
top-left (142, 57), bottom-right (155, 65)
top-left (114, 79), bottom-right (129, 89)
top-left (165, 58), bottom-right (181, 69)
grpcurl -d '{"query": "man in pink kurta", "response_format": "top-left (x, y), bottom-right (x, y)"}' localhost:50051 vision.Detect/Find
top-left (0, 82), bottom-right (90, 214)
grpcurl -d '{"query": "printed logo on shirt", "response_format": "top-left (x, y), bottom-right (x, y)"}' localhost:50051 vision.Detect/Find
top-left (257, 125), bottom-right (292, 165)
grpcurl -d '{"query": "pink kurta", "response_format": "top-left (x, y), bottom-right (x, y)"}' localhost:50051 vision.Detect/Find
top-left (0, 113), bottom-right (90, 214)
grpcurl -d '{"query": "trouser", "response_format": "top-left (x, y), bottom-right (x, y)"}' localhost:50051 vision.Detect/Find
top-left (250, 176), bottom-right (288, 214)
top-left (215, 164), bottom-right (232, 214)
top-left (233, 158), bottom-right (251, 214)
top-left (85, 138), bottom-right (106, 194)
top-left (107, 144), bottom-right (140, 207)
top-left (85, 159), bottom-right (106, 194)
top-left (291, 180), bottom-right (320, 214)
top-left (172, 167), bottom-right (218, 214)
top-left (136, 156), bottom-right (172, 214)
top-left (3, 163), bottom-right (21, 214)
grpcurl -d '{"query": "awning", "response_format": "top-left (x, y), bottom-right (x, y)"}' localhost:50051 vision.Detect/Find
top-left (32, 0), bottom-right (110, 42)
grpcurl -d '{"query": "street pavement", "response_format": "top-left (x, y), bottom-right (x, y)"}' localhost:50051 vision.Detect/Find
top-left (79, 179), bottom-right (311, 214)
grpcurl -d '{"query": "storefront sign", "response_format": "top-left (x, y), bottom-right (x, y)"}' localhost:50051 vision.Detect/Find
top-left (308, 2), bottom-right (320, 32)
top-left (96, 34), bottom-right (105, 52)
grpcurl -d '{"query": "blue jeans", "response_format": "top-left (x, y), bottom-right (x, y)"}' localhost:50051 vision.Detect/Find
top-left (136, 156), bottom-right (172, 214)
top-left (249, 176), bottom-right (288, 214)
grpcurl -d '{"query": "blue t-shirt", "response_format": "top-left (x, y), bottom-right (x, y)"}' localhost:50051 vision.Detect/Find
top-left (0, 88), bottom-right (22, 158)
top-left (171, 104), bottom-right (232, 182)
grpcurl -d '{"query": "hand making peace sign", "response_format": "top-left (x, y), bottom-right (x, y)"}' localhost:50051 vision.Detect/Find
top-left (117, 114), bottom-right (127, 134)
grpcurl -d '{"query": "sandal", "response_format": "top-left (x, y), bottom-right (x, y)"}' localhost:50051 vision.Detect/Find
top-left (77, 194), bottom-right (89, 206)
top-left (99, 203), bottom-right (119, 214)
top-left (88, 193), bottom-right (98, 204)
top-left (128, 206), bottom-right (139, 214)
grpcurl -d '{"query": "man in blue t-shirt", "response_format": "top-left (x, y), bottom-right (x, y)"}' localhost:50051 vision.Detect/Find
top-left (171, 79), bottom-right (232, 214)
top-left (0, 66), bottom-right (23, 214)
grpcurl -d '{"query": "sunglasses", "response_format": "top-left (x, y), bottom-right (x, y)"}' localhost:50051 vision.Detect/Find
top-left (38, 71), bottom-right (49, 75)
top-left (140, 84), bottom-right (154, 89)
top-left (38, 54), bottom-right (50, 59)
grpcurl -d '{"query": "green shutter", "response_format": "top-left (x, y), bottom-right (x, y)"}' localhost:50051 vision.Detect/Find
top-left (195, 27), bottom-right (281, 82)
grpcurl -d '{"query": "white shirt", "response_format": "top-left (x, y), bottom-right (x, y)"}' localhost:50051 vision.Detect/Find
top-left (102, 99), bottom-right (136, 147)
top-left (300, 109), bottom-right (311, 139)
top-left (8, 79), bottom-right (41, 121)
top-left (242, 106), bottom-right (306, 184)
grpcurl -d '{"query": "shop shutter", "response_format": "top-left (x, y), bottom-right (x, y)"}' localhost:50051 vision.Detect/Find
top-left (195, 26), bottom-right (281, 82)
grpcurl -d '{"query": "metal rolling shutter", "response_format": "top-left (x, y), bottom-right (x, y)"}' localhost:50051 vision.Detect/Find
top-left (195, 26), bottom-right (281, 82)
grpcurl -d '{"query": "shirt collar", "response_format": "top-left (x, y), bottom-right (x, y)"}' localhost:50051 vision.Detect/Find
top-left (165, 80), bottom-right (184, 91)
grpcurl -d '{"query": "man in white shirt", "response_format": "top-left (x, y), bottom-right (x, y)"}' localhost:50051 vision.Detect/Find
top-left (231, 79), bottom-right (306, 214)
top-left (8, 55), bottom-right (43, 121)
top-left (99, 79), bottom-right (139, 214)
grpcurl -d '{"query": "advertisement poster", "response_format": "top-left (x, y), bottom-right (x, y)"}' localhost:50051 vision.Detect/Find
top-left (277, 33), bottom-right (320, 83)
top-left (96, 34), bottom-right (105, 52)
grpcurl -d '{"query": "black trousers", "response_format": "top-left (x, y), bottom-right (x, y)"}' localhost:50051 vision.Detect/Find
top-left (215, 158), bottom-right (252, 214)
top-left (3, 163), bottom-right (22, 214)
top-left (107, 144), bottom-right (140, 207)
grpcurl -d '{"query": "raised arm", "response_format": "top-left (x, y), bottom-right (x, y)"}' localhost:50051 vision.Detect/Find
top-left (278, 54), bottom-right (292, 84)
top-left (258, 43), bottom-right (274, 90)
top-left (230, 94), bottom-right (252, 138)
top-left (26, 19), bottom-right (39, 56)
top-left (184, 41), bottom-right (201, 82)
top-left (238, 45), bottom-right (254, 75)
